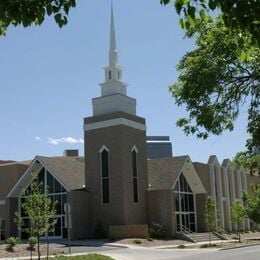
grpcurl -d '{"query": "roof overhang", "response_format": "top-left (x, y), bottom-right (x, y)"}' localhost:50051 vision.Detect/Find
top-left (172, 157), bottom-right (206, 194)
top-left (7, 156), bottom-right (69, 198)
top-left (7, 157), bottom-right (42, 197)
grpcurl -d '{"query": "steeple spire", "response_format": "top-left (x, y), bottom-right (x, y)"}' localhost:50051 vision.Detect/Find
top-left (109, 3), bottom-right (118, 66)
top-left (91, 3), bottom-right (137, 116)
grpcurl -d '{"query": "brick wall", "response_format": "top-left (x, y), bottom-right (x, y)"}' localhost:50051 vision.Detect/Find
top-left (109, 224), bottom-right (148, 238)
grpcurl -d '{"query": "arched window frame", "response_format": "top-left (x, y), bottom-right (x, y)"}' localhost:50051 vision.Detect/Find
top-left (99, 145), bottom-right (110, 204)
top-left (131, 146), bottom-right (139, 203)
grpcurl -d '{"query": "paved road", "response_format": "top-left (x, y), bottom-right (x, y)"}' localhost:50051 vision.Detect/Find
top-left (62, 245), bottom-right (260, 260)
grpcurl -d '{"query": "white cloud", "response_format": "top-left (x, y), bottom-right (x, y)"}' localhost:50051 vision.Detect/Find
top-left (47, 137), bottom-right (84, 145)
top-left (35, 137), bottom-right (42, 142)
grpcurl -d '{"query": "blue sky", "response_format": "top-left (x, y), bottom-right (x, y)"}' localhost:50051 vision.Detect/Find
top-left (0, 0), bottom-right (249, 163)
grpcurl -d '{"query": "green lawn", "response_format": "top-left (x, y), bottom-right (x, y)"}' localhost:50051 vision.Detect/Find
top-left (53, 254), bottom-right (114, 260)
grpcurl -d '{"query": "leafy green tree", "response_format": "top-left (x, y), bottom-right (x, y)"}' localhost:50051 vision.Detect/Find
top-left (170, 17), bottom-right (260, 151)
top-left (0, 0), bottom-right (76, 36)
top-left (205, 196), bottom-right (217, 244)
top-left (230, 201), bottom-right (247, 242)
top-left (15, 174), bottom-right (56, 260)
top-left (233, 152), bottom-right (260, 176)
top-left (243, 185), bottom-right (260, 226)
top-left (160, 0), bottom-right (260, 46)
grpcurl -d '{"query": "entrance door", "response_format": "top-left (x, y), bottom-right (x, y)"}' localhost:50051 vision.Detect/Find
top-left (176, 213), bottom-right (196, 232)
top-left (174, 173), bottom-right (197, 233)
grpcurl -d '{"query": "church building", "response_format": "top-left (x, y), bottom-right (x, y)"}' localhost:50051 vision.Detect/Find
top-left (0, 7), bottom-right (259, 241)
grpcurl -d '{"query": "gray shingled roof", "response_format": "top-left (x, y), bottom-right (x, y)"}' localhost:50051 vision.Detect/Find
top-left (147, 156), bottom-right (188, 190)
top-left (37, 156), bottom-right (85, 191)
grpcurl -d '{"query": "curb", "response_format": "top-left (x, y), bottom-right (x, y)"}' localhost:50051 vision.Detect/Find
top-left (220, 243), bottom-right (260, 251)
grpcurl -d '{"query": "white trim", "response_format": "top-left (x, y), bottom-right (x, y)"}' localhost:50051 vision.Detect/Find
top-left (100, 149), bottom-right (110, 205)
top-left (7, 158), bottom-right (41, 197)
top-left (131, 145), bottom-right (139, 153)
top-left (0, 200), bottom-right (6, 206)
top-left (131, 148), bottom-right (139, 204)
top-left (171, 158), bottom-right (206, 194)
top-left (8, 156), bottom-right (70, 198)
top-left (99, 145), bottom-right (109, 153)
top-left (84, 118), bottom-right (146, 131)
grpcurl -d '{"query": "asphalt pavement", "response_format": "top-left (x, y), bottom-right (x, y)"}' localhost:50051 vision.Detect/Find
top-left (54, 243), bottom-right (260, 260)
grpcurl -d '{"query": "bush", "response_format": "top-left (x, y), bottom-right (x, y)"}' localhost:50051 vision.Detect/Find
top-left (177, 244), bottom-right (186, 249)
top-left (146, 237), bottom-right (153, 242)
top-left (28, 236), bottom-right (37, 249)
top-left (132, 239), bottom-right (142, 244)
top-left (6, 237), bottom-right (20, 251)
top-left (200, 243), bottom-right (217, 248)
top-left (149, 222), bottom-right (166, 239)
top-left (94, 220), bottom-right (107, 239)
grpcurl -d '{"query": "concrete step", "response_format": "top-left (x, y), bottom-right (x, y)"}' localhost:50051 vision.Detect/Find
top-left (186, 232), bottom-right (223, 243)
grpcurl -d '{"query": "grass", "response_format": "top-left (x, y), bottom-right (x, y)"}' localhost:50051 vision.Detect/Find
top-left (53, 254), bottom-right (114, 260)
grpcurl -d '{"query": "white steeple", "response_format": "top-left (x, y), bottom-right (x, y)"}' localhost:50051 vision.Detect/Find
top-left (109, 3), bottom-right (118, 66)
top-left (100, 4), bottom-right (127, 97)
top-left (92, 4), bottom-right (136, 117)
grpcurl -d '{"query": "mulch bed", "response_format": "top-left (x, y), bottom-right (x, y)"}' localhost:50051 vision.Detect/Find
top-left (0, 244), bottom-right (64, 258)
top-left (113, 238), bottom-right (189, 247)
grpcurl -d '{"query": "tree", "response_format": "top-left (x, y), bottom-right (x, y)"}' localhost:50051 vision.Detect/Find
top-left (170, 17), bottom-right (260, 151)
top-left (205, 196), bottom-right (217, 244)
top-left (160, 0), bottom-right (260, 47)
top-left (243, 185), bottom-right (260, 226)
top-left (233, 152), bottom-right (260, 176)
top-left (230, 201), bottom-right (247, 242)
top-left (0, 0), bottom-right (76, 36)
top-left (15, 174), bottom-right (56, 260)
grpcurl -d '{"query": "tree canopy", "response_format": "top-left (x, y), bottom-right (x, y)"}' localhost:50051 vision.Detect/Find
top-left (161, 0), bottom-right (260, 47)
top-left (243, 185), bottom-right (260, 225)
top-left (170, 17), bottom-right (260, 150)
top-left (230, 200), bottom-right (247, 242)
top-left (0, 0), bottom-right (76, 36)
top-left (233, 151), bottom-right (260, 175)
top-left (205, 196), bottom-right (217, 244)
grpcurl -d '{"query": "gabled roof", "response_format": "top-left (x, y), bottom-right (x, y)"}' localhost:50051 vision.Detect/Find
top-left (8, 156), bottom-right (85, 197)
top-left (147, 155), bottom-right (206, 194)
top-left (37, 156), bottom-right (85, 190)
top-left (148, 156), bottom-right (188, 191)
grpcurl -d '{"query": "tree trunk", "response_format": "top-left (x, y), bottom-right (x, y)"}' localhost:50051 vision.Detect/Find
top-left (209, 230), bottom-right (211, 245)
top-left (238, 223), bottom-right (241, 243)
top-left (37, 235), bottom-right (40, 260)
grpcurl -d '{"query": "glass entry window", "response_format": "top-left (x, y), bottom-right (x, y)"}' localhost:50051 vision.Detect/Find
top-left (173, 173), bottom-right (196, 233)
top-left (20, 167), bottom-right (67, 239)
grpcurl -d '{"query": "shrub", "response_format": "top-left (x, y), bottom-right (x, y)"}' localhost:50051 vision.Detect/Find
top-left (6, 237), bottom-right (20, 251)
top-left (146, 237), bottom-right (153, 242)
top-left (177, 244), bottom-right (186, 249)
top-left (28, 236), bottom-right (37, 249)
top-left (200, 243), bottom-right (217, 248)
top-left (149, 222), bottom-right (166, 239)
top-left (132, 239), bottom-right (142, 244)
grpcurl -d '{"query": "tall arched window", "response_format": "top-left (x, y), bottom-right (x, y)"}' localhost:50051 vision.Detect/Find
top-left (101, 147), bottom-right (110, 204)
top-left (132, 147), bottom-right (138, 203)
